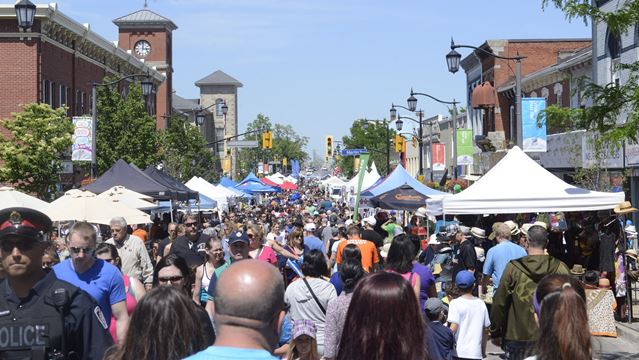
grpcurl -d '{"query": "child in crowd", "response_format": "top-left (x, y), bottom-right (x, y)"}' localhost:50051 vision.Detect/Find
top-left (286, 319), bottom-right (320, 360)
top-left (447, 270), bottom-right (490, 360)
top-left (424, 298), bottom-right (455, 360)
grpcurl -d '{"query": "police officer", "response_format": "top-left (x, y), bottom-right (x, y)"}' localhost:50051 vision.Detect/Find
top-left (0, 207), bottom-right (113, 359)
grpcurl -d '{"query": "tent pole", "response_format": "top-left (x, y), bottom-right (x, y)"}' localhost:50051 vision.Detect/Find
top-left (170, 200), bottom-right (174, 222)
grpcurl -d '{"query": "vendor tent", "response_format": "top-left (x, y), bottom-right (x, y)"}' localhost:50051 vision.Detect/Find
top-left (85, 160), bottom-right (174, 199)
top-left (345, 170), bottom-right (380, 194)
top-left (361, 165), bottom-right (447, 198)
top-left (261, 177), bottom-right (279, 187)
top-left (280, 181), bottom-right (298, 191)
top-left (369, 184), bottom-right (427, 210)
top-left (441, 146), bottom-right (625, 214)
top-left (50, 189), bottom-right (151, 225)
top-left (185, 177), bottom-right (228, 211)
top-left (236, 173), bottom-right (280, 193)
top-left (97, 186), bottom-right (158, 210)
top-left (144, 166), bottom-right (198, 201)
top-left (219, 177), bottom-right (238, 188)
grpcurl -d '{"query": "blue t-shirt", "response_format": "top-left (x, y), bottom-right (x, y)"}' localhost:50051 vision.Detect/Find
top-left (53, 259), bottom-right (126, 325)
top-left (186, 346), bottom-right (279, 359)
top-left (483, 241), bottom-right (527, 292)
top-left (278, 314), bottom-right (293, 347)
top-left (329, 271), bottom-right (343, 295)
top-left (303, 235), bottom-right (326, 253)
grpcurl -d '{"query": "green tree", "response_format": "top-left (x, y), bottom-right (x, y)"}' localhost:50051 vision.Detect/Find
top-left (337, 119), bottom-right (396, 177)
top-left (159, 115), bottom-right (216, 182)
top-left (0, 104), bottom-right (73, 199)
top-left (237, 114), bottom-right (309, 177)
top-left (95, 79), bottom-right (160, 174)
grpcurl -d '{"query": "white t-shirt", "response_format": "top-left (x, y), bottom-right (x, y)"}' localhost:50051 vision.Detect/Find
top-left (330, 239), bottom-right (344, 273)
top-left (448, 296), bottom-right (490, 359)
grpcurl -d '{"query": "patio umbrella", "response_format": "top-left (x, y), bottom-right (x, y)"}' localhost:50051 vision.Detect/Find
top-left (369, 185), bottom-right (427, 211)
top-left (97, 185), bottom-right (158, 210)
top-left (0, 186), bottom-right (53, 215)
top-left (49, 190), bottom-right (151, 225)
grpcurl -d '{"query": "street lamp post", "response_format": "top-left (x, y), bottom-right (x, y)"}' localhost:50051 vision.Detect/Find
top-left (391, 104), bottom-right (424, 178)
top-left (446, 38), bottom-right (526, 147)
top-left (14, 0), bottom-right (36, 30)
top-left (91, 74), bottom-right (154, 178)
top-left (407, 90), bottom-right (459, 179)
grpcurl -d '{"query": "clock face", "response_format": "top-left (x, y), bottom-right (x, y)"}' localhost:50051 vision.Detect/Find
top-left (134, 40), bottom-right (151, 57)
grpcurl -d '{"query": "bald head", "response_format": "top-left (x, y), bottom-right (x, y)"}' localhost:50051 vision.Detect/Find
top-left (214, 259), bottom-right (284, 323)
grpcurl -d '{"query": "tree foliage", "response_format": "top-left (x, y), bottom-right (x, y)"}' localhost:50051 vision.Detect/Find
top-left (95, 80), bottom-right (160, 174)
top-left (159, 115), bottom-right (217, 183)
top-left (0, 104), bottom-right (73, 199)
top-left (337, 119), bottom-right (396, 178)
top-left (237, 114), bottom-right (309, 178)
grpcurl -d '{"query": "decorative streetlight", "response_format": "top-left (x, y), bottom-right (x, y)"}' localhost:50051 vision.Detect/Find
top-left (395, 118), bottom-right (403, 131)
top-left (408, 89), bottom-right (459, 179)
top-left (194, 100), bottom-right (228, 127)
top-left (390, 103), bottom-right (424, 177)
top-left (15, 0), bottom-right (36, 30)
top-left (91, 73), bottom-right (155, 177)
top-left (446, 38), bottom-right (526, 147)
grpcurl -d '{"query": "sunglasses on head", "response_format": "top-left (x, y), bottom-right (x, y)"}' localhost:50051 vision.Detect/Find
top-left (0, 239), bottom-right (40, 253)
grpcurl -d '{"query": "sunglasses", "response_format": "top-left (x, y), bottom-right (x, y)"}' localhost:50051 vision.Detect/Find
top-left (184, 222), bottom-right (197, 227)
top-left (158, 275), bottom-right (183, 284)
top-left (69, 247), bottom-right (95, 256)
top-left (0, 239), bottom-right (39, 253)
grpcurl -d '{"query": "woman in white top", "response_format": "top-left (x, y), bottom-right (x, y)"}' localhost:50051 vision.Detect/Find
top-left (192, 238), bottom-right (227, 306)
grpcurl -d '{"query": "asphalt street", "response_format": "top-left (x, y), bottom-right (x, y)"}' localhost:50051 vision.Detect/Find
top-left (483, 335), bottom-right (639, 359)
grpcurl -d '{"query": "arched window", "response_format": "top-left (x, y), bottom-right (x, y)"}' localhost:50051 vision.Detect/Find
top-left (541, 87), bottom-right (549, 99)
top-left (553, 83), bottom-right (563, 107)
top-left (215, 98), bottom-right (225, 116)
top-left (607, 30), bottom-right (621, 59)
top-left (530, 91), bottom-right (538, 98)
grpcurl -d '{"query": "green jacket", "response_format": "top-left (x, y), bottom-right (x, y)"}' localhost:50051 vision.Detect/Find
top-left (489, 255), bottom-right (569, 341)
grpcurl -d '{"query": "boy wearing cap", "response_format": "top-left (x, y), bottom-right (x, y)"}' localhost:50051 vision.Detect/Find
top-left (424, 298), bottom-right (455, 360)
top-left (447, 270), bottom-right (490, 360)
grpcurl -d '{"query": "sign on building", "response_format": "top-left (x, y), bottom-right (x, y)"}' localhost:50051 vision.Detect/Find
top-left (522, 98), bottom-right (547, 152)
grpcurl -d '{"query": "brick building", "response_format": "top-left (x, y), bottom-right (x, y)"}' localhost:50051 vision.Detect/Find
top-left (460, 39), bottom-right (591, 146)
top-left (0, 3), bottom-right (164, 129)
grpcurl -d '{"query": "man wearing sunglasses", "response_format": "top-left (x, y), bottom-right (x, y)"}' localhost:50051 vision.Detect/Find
top-left (0, 207), bottom-right (113, 359)
top-left (170, 214), bottom-right (211, 268)
top-left (53, 222), bottom-right (130, 343)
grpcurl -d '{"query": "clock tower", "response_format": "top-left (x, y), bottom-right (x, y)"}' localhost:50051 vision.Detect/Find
top-left (113, 7), bottom-right (177, 129)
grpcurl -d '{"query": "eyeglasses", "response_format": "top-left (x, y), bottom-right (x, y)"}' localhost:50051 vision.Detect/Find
top-left (184, 222), bottom-right (197, 228)
top-left (158, 275), bottom-right (183, 284)
top-left (0, 240), bottom-right (39, 253)
top-left (69, 247), bottom-right (95, 256)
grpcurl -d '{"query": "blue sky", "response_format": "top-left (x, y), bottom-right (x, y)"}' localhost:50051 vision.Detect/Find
top-left (56, 0), bottom-right (589, 158)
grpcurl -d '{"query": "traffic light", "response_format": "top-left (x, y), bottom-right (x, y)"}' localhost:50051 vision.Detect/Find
top-left (325, 135), bottom-right (334, 159)
top-left (262, 131), bottom-right (273, 149)
top-left (412, 136), bottom-right (418, 148)
top-left (394, 135), bottom-right (405, 153)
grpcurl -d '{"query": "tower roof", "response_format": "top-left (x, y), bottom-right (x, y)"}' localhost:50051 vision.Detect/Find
top-left (113, 9), bottom-right (177, 30)
top-left (195, 70), bottom-right (243, 87)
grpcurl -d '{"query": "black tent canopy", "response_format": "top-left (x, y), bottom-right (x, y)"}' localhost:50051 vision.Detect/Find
top-left (84, 159), bottom-right (175, 199)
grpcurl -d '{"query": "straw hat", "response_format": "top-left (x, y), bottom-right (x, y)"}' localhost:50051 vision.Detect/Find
top-left (614, 201), bottom-right (638, 215)
top-left (570, 264), bottom-right (585, 275)
top-left (598, 278), bottom-right (611, 289)
top-left (428, 234), bottom-right (441, 246)
top-left (504, 220), bottom-right (521, 236)
top-left (470, 227), bottom-right (486, 239)
top-left (625, 225), bottom-right (637, 235)
top-left (520, 221), bottom-right (548, 235)
top-left (626, 249), bottom-right (638, 259)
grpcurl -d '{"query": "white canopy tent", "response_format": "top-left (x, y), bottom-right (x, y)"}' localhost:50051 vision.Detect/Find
top-left (345, 170), bottom-right (381, 199)
top-left (441, 146), bottom-right (625, 214)
top-left (185, 177), bottom-right (228, 211)
top-left (369, 162), bottom-right (381, 179)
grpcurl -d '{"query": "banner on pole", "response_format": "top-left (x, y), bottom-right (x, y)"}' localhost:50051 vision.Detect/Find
top-left (432, 143), bottom-right (446, 171)
top-left (353, 153), bottom-right (370, 222)
top-left (71, 116), bottom-right (93, 161)
top-left (456, 129), bottom-right (474, 165)
top-left (522, 97), bottom-right (547, 152)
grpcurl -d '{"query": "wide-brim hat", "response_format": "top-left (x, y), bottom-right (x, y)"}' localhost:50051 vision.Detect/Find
top-left (470, 227), bottom-right (486, 239)
top-left (504, 220), bottom-right (521, 236)
top-left (614, 201), bottom-right (638, 215)
top-left (625, 225), bottom-right (637, 235)
top-left (626, 249), bottom-right (638, 259)
top-left (570, 264), bottom-right (585, 275)
top-left (598, 278), bottom-right (611, 289)
top-left (428, 234), bottom-right (441, 246)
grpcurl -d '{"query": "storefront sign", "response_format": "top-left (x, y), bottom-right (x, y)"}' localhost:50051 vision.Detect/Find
top-left (522, 98), bottom-right (547, 152)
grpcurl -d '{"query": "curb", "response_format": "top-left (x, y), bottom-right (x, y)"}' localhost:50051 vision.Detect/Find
top-left (616, 322), bottom-right (639, 343)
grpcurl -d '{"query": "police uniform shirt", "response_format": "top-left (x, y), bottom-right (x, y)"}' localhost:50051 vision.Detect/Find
top-left (0, 271), bottom-right (114, 359)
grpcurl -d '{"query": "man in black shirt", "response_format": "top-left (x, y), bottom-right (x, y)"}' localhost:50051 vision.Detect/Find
top-left (157, 222), bottom-right (178, 263)
top-left (361, 216), bottom-right (384, 249)
top-left (447, 224), bottom-right (477, 279)
top-left (170, 214), bottom-right (211, 268)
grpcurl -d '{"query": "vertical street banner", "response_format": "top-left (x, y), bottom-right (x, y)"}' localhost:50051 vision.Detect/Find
top-left (456, 129), bottom-right (474, 165)
top-left (71, 116), bottom-right (93, 161)
top-left (353, 153), bottom-right (370, 222)
top-left (522, 97), bottom-right (547, 152)
top-left (432, 143), bottom-right (446, 171)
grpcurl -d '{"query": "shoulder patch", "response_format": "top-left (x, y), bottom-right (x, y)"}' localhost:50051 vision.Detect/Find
top-left (94, 306), bottom-right (108, 329)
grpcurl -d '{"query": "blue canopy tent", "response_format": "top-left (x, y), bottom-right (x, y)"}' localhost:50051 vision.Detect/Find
top-left (219, 177), bottom-right (238, 188)
top-left (235, 173), bottom-right (280, 194)
top-left (157, 193), bottom-right (218, 212)
top-left (361, 165), bottom-right (448, 198)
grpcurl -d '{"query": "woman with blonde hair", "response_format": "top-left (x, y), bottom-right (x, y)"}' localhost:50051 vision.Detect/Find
top-left (287, 319), bottom-right (320, 360)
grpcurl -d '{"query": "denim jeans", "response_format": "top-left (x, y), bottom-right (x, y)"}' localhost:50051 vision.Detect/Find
top-left (503, 340), bottom-right (534, 360)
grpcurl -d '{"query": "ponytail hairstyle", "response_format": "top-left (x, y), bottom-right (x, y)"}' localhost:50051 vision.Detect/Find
top-left (533, 274), bottom-right (591, 360)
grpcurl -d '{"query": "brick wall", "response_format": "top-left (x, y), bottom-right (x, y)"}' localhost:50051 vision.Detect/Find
top-left (0, 39), bottom-right (38, 134)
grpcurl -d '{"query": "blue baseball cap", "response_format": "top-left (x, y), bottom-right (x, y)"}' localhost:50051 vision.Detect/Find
top-left (228, 230), bottom-right (249, 245)
top-left (455, 270), bottom-right (475, 289)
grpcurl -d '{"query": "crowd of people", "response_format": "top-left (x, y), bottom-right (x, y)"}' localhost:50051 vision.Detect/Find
top-left (0, 179), bottom-right (636, 360)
